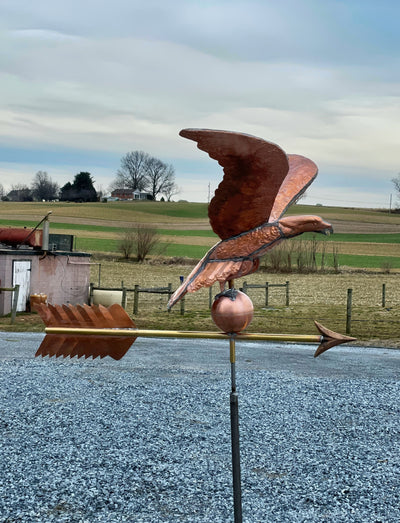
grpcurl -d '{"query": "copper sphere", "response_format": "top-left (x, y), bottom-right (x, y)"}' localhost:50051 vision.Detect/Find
top-left (211, 289), bottom-right (254, 333)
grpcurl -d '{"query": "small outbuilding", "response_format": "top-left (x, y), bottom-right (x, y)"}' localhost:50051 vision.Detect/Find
top-left (0, 215), bottom-right (91, 316)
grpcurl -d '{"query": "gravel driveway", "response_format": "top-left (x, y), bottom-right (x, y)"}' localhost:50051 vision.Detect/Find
top-left (1, 332), bottom-right (399, 522)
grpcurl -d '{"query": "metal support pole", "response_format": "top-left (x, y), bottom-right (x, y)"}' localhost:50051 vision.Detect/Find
top-left (346, 288), bottom-right (352, 335)
top-left (229, 336), bottom-right (242, 523)
top-left (382, 283), bottom-right (386, 308)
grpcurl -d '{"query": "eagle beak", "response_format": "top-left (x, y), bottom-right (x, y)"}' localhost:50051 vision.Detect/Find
top-left (320, 225), bottom-right (333, 236)
top-left (315, 220), bottom-right (333, 235)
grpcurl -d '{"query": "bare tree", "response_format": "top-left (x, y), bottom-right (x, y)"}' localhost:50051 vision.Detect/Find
top-left (8, 184), bottom-right (33, 201)
top-left (31, 171), bottom-right (59, 201)
top-left (163, 180), bottom-right (180, 201)
top-left (118, 228), bottom-right (137, 259)
top-left (392, 174), bottom-right (400, 206)
top-left (145, 157), bottom-right (176, 200)
top-left (114, 151), bottom-right (150, 191)
top-left (0, 183), bottom-right (4, 200)
top-left (118, 224), bottom-right (160, 262)
top-left (112, 151), bottom-right (178, 200)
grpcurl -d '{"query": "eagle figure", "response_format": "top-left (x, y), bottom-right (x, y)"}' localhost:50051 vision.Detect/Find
top-left (168, 129), bottom-right (332, 309)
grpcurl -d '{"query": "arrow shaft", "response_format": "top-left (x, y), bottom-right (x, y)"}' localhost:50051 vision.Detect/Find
top-left (44, 326), bottom-right (321, 344)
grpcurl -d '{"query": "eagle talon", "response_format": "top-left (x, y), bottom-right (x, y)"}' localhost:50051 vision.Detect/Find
top-left (214, 288), bottom-right (239, 302)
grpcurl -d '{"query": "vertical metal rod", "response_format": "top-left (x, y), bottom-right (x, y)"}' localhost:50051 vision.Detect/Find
top-left (346, 288), bottom-right (352, 335)
top-left (229, 336), bottom-right (242, 523)
top-left (382, 283), bottom-right (386, 308)
top-left (42, 217), bottom-right (50, 251)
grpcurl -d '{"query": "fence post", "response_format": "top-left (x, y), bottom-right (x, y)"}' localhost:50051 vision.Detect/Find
top-left (180, 296), bottom-right (185, 316)
top-left (382, 283), bottom-right (386, 308)
top-left (11, 285), bottom-right (19, 324)
top-left (243, 282), bottom-right (248, 295)
top-left (88, 282), bottom-right (94, 305)
top-left (167, 283), bottom-right (172, 313)
top-left (133, 285), bottom-right (139, 315)
top-left (286, 281), bottom-right (290, 306)
top-left (265, 282), bottom-right (269, 307)
top-left (122, 287), bottom-right (127, 309)
top-left (346, 288), bottom-right (352, 335)
top-left (209, 286), bottom-right (213, 308)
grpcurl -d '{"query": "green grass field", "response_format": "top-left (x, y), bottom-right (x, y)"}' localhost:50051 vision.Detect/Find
top-left (0, 217), bottom-right (399, 243)
top-left (0, 201), bottom-right (399, 270)
top-left (0, 202), bottom-right (399, 342)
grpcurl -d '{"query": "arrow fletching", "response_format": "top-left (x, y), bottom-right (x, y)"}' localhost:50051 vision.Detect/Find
top-left (35, 303), bottom-right (137, 360)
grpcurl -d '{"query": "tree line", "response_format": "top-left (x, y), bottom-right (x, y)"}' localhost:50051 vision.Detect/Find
top-left (0, 150), bottom-right (179, 202)
top-left (0, 171), bottom-right (97, 202)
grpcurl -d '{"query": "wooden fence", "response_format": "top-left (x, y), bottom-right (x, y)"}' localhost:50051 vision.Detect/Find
top-left (132, 284), bottom-right (173, 315)
top-left (0, 284), bottom-right (20, 324)
top-left (346, 284), bottom-right (391, 335)
top-left (89, 280), bottom-right (291, 316)
top-left (89, 281), bottom-right (397, 335)
top-left (241, 281), bottom-right (290, 307)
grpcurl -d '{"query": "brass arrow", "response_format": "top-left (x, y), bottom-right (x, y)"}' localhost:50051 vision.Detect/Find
top-left (33, 303), bottom-right (356, 360)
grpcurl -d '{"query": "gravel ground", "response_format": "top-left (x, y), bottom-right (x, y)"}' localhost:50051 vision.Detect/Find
top-left (0, 333), bottom-right (399, 522)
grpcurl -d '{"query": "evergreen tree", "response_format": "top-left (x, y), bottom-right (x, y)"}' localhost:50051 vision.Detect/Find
top-left (60, 172), bottom-right (97, 202)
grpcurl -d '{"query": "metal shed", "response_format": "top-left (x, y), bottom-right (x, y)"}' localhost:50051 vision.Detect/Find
top-left (0, 214), bottom-right (91, 316)
top-left (0, 249), bottom-right (91, 316)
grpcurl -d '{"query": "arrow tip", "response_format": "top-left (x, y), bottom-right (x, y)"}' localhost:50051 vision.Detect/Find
top-left (314, 321), bottom-right (356, 357)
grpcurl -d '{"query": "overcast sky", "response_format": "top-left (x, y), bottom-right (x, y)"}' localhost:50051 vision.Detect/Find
top-left (1, 0), bottom-right (399, 208)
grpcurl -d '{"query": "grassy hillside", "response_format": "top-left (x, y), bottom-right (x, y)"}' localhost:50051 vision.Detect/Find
top-left (0, 201), bottom-right (399, 269)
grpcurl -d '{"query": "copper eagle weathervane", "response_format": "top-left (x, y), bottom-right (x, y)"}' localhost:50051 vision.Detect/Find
top-left (168, 128), bottom-right (333, 309)
top-left (33, 127), bottom-right (354, 523)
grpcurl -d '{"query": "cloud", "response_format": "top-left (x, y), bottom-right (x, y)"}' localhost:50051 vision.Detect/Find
top-left (0, 0), bottom-right (399, 207)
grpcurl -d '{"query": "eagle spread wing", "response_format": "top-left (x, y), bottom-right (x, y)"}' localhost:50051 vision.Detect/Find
top-left (168, 129), bottom-right (318, 308)
top-left (180, 128), bottom-right (288, 239)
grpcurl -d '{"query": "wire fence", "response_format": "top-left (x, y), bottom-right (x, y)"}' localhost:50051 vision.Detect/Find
top-left (89, 275), bottom-right (400, 341)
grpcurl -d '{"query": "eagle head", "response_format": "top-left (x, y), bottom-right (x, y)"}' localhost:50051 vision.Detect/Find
top-left (278, 215), bottom-right (333, 238)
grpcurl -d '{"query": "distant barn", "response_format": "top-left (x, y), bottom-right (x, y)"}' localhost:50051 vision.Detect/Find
top-left (110, 189), bottom-right (154, 200)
